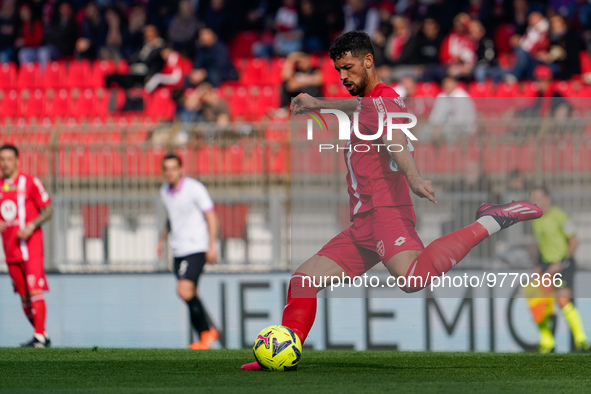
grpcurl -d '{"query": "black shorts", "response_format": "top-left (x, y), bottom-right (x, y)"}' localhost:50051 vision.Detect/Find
top-left (173, 253), bottom-right (206, 284)
top-left (538, 257), bottom-right (576, 290)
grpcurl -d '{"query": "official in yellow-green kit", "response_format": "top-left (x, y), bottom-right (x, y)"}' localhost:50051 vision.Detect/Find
top-left (529, 186), bottom-right (590, 353)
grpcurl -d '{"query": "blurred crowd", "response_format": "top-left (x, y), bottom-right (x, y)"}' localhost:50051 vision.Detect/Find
top-left (1, 0), bottom-right (591, 119)
top-left (1, 0), bottom-right (590, 80)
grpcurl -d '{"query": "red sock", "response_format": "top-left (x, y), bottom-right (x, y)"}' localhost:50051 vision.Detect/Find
top-left (22, 301), bottom-right (34, 326)
top-left (281, 272), bottom-right (317, 344)
top-left (30, 294), bottom-right (47, 335)
top-left (404, 222), bottom-right (489, 292)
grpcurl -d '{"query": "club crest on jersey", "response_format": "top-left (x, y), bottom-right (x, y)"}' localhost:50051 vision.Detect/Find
top-left (0, 200), bottom-right (17, 221)
top-left (376, 240), bottom-right (385, 257)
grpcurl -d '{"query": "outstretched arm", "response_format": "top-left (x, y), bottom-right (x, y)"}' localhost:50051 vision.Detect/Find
top-left (290, 93), bottom-right (358, 117)
top-left (384, 133), bottom-right (437, 204)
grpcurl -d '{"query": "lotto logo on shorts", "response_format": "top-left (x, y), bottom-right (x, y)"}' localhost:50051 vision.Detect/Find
top-left (376, 241), bottom-right (385, 257)
top-left (394, 237), bottom-right (406, 246)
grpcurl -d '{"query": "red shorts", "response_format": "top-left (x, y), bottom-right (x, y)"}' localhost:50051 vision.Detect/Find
top-left (7, 257), bottom-right (49, 296)
top-left (318, 206), bottom-right (424, 277)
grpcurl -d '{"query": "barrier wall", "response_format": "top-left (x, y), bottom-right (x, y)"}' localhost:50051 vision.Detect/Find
top-left (2, 272), bottom-right (591, 353)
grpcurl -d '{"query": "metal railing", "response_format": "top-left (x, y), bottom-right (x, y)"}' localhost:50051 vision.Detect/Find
top-left (1, 110), bottom-right (590, 272)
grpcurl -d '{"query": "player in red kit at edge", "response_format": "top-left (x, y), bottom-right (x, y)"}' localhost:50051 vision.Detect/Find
top-left (242, 31), bottom-right (542, 370)
top-left (0, 145), bottom-right (53, 347)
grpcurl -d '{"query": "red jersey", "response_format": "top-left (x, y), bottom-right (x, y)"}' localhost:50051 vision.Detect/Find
top-left (0, 173), bottom-right (51, 263)
top-left (439, 31), bottom-right (476, 66)
top-left (346, 82), bottom-right (414, 219)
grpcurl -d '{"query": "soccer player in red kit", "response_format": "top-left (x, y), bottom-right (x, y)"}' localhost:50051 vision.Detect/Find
top-left (0, 145), bottom-right (53, 347)
top-left (242, 31), bottom-right (542, 370)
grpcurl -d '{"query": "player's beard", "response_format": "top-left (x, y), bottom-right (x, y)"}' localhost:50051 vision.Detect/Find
top-left (348, 69), bottom-right (370, 96)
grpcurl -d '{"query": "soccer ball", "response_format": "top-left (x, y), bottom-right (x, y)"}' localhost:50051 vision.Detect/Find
top-left (252, 325), bottom-right (302, 371)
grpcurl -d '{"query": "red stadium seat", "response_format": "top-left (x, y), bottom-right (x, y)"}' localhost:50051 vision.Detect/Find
top-left (19, 149), bottom-right (49, 177)
top-left (45, 89), bottom-right (70, 117)
top-left (146, 89), bottom-right (175, 119)
top-left (229, 31), bottom-right (258, 58)
top-left (241, 58), bottom-right (270, 85)
top-left (269, 57), bottom-right (286, 85)
top-left (216, 203), bottom-right (249, 239)
top-left (228, 87), bottom-right (249, 120)
top-left (0, 89), bottom-right (20, 117)
top-left (580, 51), bottom-right (591, 74)
top-left (521, 81), bottom-right (538, 97)
top-left (320, 56), bottom-right (340, 84)
top-left (71, 88), bottom-right (96, 117)
top-left (494, 82), bottom-right (519, 97)
top-left (468, 81), bottom-right (494, 97)
top-left (415, 82), bottom-right (441, 97)
top-left (224, 144), bottom-right (245, 174)
top-left (65, 60), bottom-right (92, 88)
top-left (0, 63), bottom-right (17, 88)
top-left (264, 119), bottom-right (289, 141)
top-left (275, 144), bottom-right (292, 174)
top-left (16, 63), bottom-right (40, 88)
top-left (21, 89), bottom-right (45, 117)
top-left (243, 144), bottom-right (264, 174)
top-left (249, 85), bottom-right (279, 120)
top-left (125, 146), bottom-right (166, 176)
top-left (41, 61), bottom-right (66, 88)
top-left (89, 60), bottom-right (116, 87)
top-left (195, 145), bottom-right (221, 175)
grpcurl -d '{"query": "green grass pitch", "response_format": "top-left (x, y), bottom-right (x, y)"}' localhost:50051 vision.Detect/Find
top-left (1, 349), bottom-right (590, 393)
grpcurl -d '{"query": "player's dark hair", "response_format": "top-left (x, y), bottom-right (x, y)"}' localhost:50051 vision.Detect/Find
top-left (0, 144), bottom-right (18, 158)
top-left (329, 31), bottom-right (375, 61)
top-left (162, 153), bottom-right (182, 167)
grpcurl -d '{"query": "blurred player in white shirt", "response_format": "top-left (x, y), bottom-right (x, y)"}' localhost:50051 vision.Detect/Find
top-left (158, 154), bottom-right (219, 349)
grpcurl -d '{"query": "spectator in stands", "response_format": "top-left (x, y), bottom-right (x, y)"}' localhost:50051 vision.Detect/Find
top-left (415, 17), bottom-right (443, 66)
top-left (75, 2), bottom-right (107, 61)
top-left (371, 2), bottom-right (394, 69)
top-left (145, 47), bottom-right (186, 93)
top-left (280, 51), bottom-right (322, 107)
top-left (437, 13), bottom-right (477, 81)
top-left (122, 5), bottom-right (147, 61)
top-left (343, 0), bottom-right (379, 37)
top-left (521, 65), bottom-right (572, 119)
top-left (188, 28), bottom-right (237, 88)
top-left (101, 8), bottom-right (123, 61)
top-left (299, 0), bottom-right (325, 52)
top-left (545, 14), bottom-right (582, 80)
top-left (203, 0), bottom-right (231, 42)
top-left (168, 0), bottom-right (200, 58)
top-left (512, 0), bottom-right (531, 35)
top-left (503, 12), bottom-right (550, 82)
top-left (472, 19), bottom-right (497, 82)
top-left (105, 24), bottom-right (164, 89)
top-left (182, 82), bottom-right (230, 126)
top-left (384, 16), bottom-right (419, 82)
top-left (0, 0), bottom-right (17, 63)
top-left (427, 76), bottom-right (476, 143)
top-left (15, 4), bottom-right (43, 59)
top-left (19, 2), bottom-right (78, 68)
top-left (273, 0), bottom-right (302, 56)
top-left (393, 75), bottom-right (417, 98)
